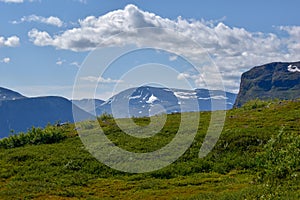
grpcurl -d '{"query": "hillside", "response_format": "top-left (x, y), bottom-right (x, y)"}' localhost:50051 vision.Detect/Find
top-left (0, 99), bottom-right (299, 199)
top-left (0, 87), bottom-right (25, 101)
top-left (72, 99), bottom-right (105, 115)
top-left (235, 61), bottom-right (300, 107)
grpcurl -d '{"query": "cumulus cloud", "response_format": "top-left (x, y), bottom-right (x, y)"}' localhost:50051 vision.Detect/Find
top-left (0, 35), bottom-right (20, 47)
top-left (80, 76), bottom-right (123, 84)
top-left (1, 57), bottom-right (11, 63)
top-left (279, 26), bottom-right (300, 55)
top-left (13, 15), bottom-right (63, 27)
top-left (28, 29), bottom-right (53, 46)
top-left (27, 4), bottom-right (300, 93)
top-left (177, 73), bottom-right (197, 80)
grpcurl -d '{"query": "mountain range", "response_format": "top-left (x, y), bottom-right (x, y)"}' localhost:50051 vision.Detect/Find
top-left (0, 86), bottom-right (236, 137)
top-left (94, 86), bottom-right (236, 118)
top-left (0, 87), bottom-right (92, 138)
top-left (1, 60), bottom-right (299, 137)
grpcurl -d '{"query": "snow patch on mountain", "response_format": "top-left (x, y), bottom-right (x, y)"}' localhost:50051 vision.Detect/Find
top-left (104, 97), bottom-right (115, 105)
top-left (211, 95), bottom-right (228, 100)
top-left (146, 94), bottom-right (158, 104)
top-left (287, 65), bottom-right (300, 72)
top-left (198, 97), bottom-right (211, 100)
top-left (129, 94), bottom-right (142, 100)
top-left (198, 95), bottom-right (228, 100)
top-left (173, 91), bottom-right (197, 99)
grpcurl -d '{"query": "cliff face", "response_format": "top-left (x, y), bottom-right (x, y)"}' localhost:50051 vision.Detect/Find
top-left (234, 61), bottom-right (300, 107)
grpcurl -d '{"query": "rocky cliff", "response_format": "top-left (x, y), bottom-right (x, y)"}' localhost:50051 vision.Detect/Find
top-left (234, 61), bottom-right (300, 107)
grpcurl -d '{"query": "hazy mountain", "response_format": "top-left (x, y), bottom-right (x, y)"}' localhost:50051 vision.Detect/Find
top-left (97, 86), bottom-right (237, 118)
top-left (0, 86), bottom-right (236, 137)
top-left (0, 87), bottom-right (26, 101)
top-left (72, 99), bottom-right (105, 115)
top-left (0, 95), bottom-right (93, 138)
top-left (234, 61), bottom-right (300, 107)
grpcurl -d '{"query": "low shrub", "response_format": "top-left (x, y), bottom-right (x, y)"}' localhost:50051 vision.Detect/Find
top-left (0, 125), bottom-right (73, 149)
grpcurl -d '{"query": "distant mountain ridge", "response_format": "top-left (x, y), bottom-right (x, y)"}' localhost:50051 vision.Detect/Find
top-left (0, 88), bottom-right (92, 138)
top-left (2, 61), bottom-right (299, 137)
top-left (72, 99), bottom-right (105, 115)
top-left (0, 86), bottom-right (236, 137)
top-left (0, 87), bottom-right (26, 101)
top-left (95, 86), bottom-right (237, 118)
top-left (234, 61), bottom-right (300, 107)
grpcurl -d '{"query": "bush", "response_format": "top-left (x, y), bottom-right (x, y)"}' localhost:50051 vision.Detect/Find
top-left (0, 125), bottom-right (70, 149)
top-left (256, 127), bottom-right (300, 184)
top-left (242, 99), bottom-right (270, 110)
top-left (97, 113), bottom-right (113, 121)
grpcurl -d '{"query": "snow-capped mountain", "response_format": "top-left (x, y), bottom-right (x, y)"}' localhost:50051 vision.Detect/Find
top-left (96, 86), bottom-right (237, 118)
top-left (0, 86), bottom-right (236, 137)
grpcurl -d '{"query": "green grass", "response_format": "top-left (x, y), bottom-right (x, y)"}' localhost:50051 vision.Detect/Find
top-left (0, 99), bottom-right (299, 199)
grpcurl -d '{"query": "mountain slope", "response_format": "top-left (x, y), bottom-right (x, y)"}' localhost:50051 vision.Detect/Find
top-left (0, 86), bottom-right (236, 136)
top-left (72, 99), bottom-right (105, 115)
top-left (0, 87), bottom-right (26, 101)
top-left (0, 96), bottom-right (92, 137)
top-left (234, 61), bottom-right (300, 107)
top-left (97, 86), bottom-right (237, 118)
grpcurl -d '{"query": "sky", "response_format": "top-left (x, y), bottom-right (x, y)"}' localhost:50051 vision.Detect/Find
top-left (1, 0), bottom-right (300, 100)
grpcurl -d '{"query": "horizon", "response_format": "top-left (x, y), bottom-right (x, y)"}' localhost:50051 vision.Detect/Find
top-left (1, 1), bottom-right (300, 100)
top-left (1, 84), bottom-right (239, 101)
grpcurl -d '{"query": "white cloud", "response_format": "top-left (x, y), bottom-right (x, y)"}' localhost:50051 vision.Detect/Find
top-left (28, 29), bottom-right (53, 46)
top-left (1, 57), bottom-right (11, 63)
top-left (0, 35), bottom-right (20, 47)
top-left (56, 60), bottom-right (63, 65)
top-left (279, 26), bottom-right (300, 55)
top-left (169, 55), bottom-right (178, 61)
top-left (27, 4), bottom-right (300, 93)
top-left (70, 61), bottom-right (80, 68)
top-left (80, 76), bottom-right (122, 84)
top-left (56, 58), bottom-right (65, 65)
top-left (14, 15), bottom-right (63, 27)
top-left (177, 73), bottom-right (197, 80)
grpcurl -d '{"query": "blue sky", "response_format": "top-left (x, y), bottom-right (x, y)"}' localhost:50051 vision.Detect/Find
top-left (1, 0), bottom-right (300, 100)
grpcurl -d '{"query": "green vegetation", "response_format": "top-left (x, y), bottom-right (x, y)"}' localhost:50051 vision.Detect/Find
top-left (0, 99), bottom-right (299, 199)
top-left (0, 124), bottom-right (77, 149)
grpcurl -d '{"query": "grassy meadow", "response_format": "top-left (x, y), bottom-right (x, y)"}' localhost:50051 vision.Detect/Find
top-left (0, 99), bottom-right (299, 199)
